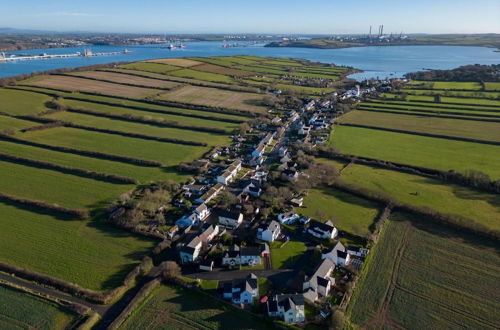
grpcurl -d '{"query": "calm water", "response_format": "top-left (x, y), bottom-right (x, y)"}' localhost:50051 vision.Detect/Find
top-left (1, 41), bottom-right (499, 80)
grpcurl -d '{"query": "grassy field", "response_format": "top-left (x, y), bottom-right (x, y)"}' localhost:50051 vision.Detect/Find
top-left (22, 126), bottom-right (209, 166)
top-left (330, 125), bottom-right (500, 178)
top-left (27, 75), bottom-right (159, 99)
top-left (158, 85), bottom-right (266, 113)
top-left (0, 284), bottom-right (77, 330)
top-left (381, 93), bottom-right (500, 107)
top-left (0, 88), bottom-right (51, 116)
top-left (0, 139), bottom-right (177, 184)
top-left (299, 186), bottom-right (380, 236)
top-left (348, 212), bottom-right (500, 329)
top-left (0, 159), bottom-right (133, 209)
top-left (339, 110), bottom-right (500, 142)
top-left (167, 68), bottom-right (236, 83)
top-left (46, 111), bottom-right (232, 146)
top-left (270, 240), bottom-right (307, 269)
top-left (120, 62), bottom-right (181, 73)
top-left (121, 284), bottom-right (274, 330)
top-left (0, 202), bottom-right (156, 290)
top-left (0, 115), bottom-right (37, 132)
top-left (340, 163), bottom-right (500, 230)
top-left (70, 70), bottom-right (181, 88)
top-left (408, 81), bottom-right (482, 90)
top-left (190, 63), bottom-right (253, 77)
top-left (147, 58), bottom-right (203, 67)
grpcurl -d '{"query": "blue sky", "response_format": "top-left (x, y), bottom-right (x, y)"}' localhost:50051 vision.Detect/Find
top-left (3, 0), bottom-right (500, 34)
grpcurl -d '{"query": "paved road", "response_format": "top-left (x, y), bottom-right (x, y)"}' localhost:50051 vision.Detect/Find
top-left (184, 268), bottom-right (292, 281)
top-left (0, 271), bottom-right (109, 315)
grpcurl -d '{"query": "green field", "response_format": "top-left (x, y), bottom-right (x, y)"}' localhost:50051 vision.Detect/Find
top-left (0, 159), bottom-right (133, 209)
top-left (0, 203), bottom-right (155, 290)
top-left (22, 126), bottom-right (208, 166)
top-left (339, 110), bottom-right (500, 142)
top-left (299, 186), bottom-right (380, 236)
top-left (270, 240), bottom-right (307, 269)
top-left (340, 163), bottom-right (500, 230)
top-left (167, 68), bottom-right (236, 83)
top-left (0, 115), bottom-right (37, 132)
top-left (120, 62), bottom-right (181, 73)
top-left (330, 125), bottom-right (500, 178)
top-left (408, 81), bottom-right (482, 90)
top-left (0, 284), bottom-right (77, 330)
top-left (381, 93), bottom-right (500, 107)
top-left (0, 88), bottom-right (52, 116)
top-left (121, 285), bottom-right (274, 330)
top-left (348, 212), bottom-right (500, 329)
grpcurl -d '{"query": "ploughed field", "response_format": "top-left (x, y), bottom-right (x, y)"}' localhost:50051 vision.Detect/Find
top-left (348, 212), bottom-right (500, 330)
top-left (0, 56), bottom-right (350, 290)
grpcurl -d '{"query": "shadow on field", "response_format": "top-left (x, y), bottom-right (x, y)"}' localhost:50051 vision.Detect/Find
top-left (161, 165), bottom-right (188, 176)
top-left (391, 212), bottom-right (500, 254)
top-left (0, 198), bottom-right (79, 221)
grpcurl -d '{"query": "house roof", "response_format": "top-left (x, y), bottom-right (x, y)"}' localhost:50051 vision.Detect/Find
top-left (267, 220), bottom-right (280, 234)
top-left (223, 250), bottom-right (240, 259)
top-left (337, 250), bottom-right (348, 259)
top-left (217, 209), bottom-right (242, 220)
top-left (240, 247), bottom-right (261, 257)
top-left (195, 203), bottom-right (207, 213)
top-left (309, 220), bottom-right (335, 233)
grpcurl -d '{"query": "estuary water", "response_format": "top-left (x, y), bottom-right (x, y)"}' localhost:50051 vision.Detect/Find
top-left (0, 41), bottom-right (498, 80)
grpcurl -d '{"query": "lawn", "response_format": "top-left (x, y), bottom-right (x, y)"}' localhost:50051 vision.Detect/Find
top-left (0, 159), bottom-right (134, 209)
top-left (27, 75), bottom-right (159, 99)
top-left (299, 186), bottom-right (381, 236)
top-left (330, 125), bottom-right (500, 178)
top-left (70, 71), bottom-right (180, 89)
top-left (270, 240), bottom-right (307, 269)
top-left (0, 88), bottom-right (52, 116)
top-left (0, 284), bottom-right (78, 330)
top-left (339, 110), bottom-right (500, 142)
top-left (340, 163), bottom-right (500, 231)
top-left (46, 111), bottom-right (232, 146)
top-left (22, 126), bottom-right (209, 166)
top-left (121, 285), bottom-right (274, 330)
top-left (0, 139), bottom-right (176, 184)
top-left (0, 202), bottom-right (156, 290)
top-left (158, 85), bottom-right (267, 113)
top-left (348, 212), bottom-right (500, 329)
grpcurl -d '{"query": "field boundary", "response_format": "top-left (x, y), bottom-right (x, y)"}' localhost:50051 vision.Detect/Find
top-left (355, 108), bottom-right (500, 123)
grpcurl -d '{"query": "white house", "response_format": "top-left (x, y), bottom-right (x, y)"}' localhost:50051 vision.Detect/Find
top-left (223, 273), bottom-right (259, 305)
top-left (240, 247), bottom-right (262, 266)
top-left (218, 210), bottom-right (243, 229)
top-left (222, 246), bottom-right (241, 266)
top-left (303, 258), bottom-right (335, 299)
top-left (194, 203), bottom-right (210, 222)
top-left (307, 220), bottom-right (337, 240)
top-left (267, 294), bottom-right (305, 324)
top-left (252, 143), bottom-right (266, 158)
top-left (217, 161), bottom-right (241, 185)
top-left (322, 242), bottom-right (351, 266)
top-left (179, 236), bottom-right (202, 263)
top-left (277, 212), bottom-right (300, 225)
top-left (257, 220), bottom-right (281, 242)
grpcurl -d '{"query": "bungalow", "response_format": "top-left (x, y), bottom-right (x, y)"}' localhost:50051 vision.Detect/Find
top-left (179, 236), bottom-right (202, 263)
top-left (322, 242), bottom-right (351, 266)
top-left (277, 212), bottom-right (300, 225)
top-left (195, 183), bottom-right (224, 204)
top-left (307, 220), bottom-right (337, 240)
top-left (257, 220), bottom-right (281, 242)
top-left (199, 224), bottom-right (219, 243)
top-left (218, 210), bottom-right (243, 229)
top-left (303, 258), bottom-right (335, 299)
top-left (252, 142), bottom-right (266, 158)
top-left (267, 294), bottom-right (305, 324)
top-left (223, 273), bottom-right (259, 305)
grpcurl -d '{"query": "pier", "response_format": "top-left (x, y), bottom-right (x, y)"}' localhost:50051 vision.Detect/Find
top-left (0, 49), bottom-right (131, 62)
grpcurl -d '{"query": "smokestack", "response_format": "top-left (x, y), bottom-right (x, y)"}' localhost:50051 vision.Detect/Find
top-left (369, 25), bottom-right (372, 38)
top-left (381, 25), bottom-right (384, 36)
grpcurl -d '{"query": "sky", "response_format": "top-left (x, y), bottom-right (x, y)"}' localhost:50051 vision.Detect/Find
top-left (2, 0), bottom-right (499, 34)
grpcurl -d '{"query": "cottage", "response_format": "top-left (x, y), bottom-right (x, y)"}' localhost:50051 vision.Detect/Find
top-left (218, 210), bottom-right (243, 229)
top-left (179, 236), bottom-right (202, 263)
top-left (303, 258), bottom-right (335, 299)
top-left (277, 212), bottom-right (300, 225)
top-left (252, 142), bottom-right (266, 158)
top-left (257, 220), bottom-right (281, 242)
top-left (322, 242), bottom-right (351, 266)
top-left (267, 294), bottom-right (305, 324)
top-left (223, 273), bottom-right (259, 305)
top-left (307, 220), bottom-right (337, 240)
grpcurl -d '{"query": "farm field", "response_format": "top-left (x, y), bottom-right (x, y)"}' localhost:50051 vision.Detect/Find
top-left (46, 111), bottom-right (232, 146)
top-left (121, 284), bottom-right (274, 330)
top-left (26, 75), bottom-right (159, 98)
top-left (0, 202), bottom-right (155, 290)
top-left (407, 81), bottom-right (482, 90)
top-left (348, 212), bottom-right (500, 329)
top-left (271, 240), bottom-right (307, 269)
top-left (400, 88), bottom-right (500, 99)
top-left (158, 85), bottom-right (266, 113)
top-left (338, 110), bottom-right (500, 142)
top-left (330, 125), bottom-right (500, 178)
top-left (340, 163), bottom-right (500, 230)
top-left (367, 98), bottom-right (500, 111)
top-left (167, 68), bottom-right (236, 83)
top-left (299, 186), bottom-right (381, 236)
top-left (381, 93), bottom-right (500, 106)
top-left (120, 62), bottom-right (181, 73)
top-left (0, 139), bottom-right (174, 184)
top-left (190, 63), bottom-right (253, 77)
top-left (0, 159), bottom-right (133, 209)
top-left (22, 126), bottom-right (209, 166)
top-left (0, 88), bottom-right (52, 116)
top-left (0, 284), bottom-right (77, 330)
top-left (0, 115), bottom-right (37, 131)
top-left (148, 58), bottom-right (203, 67)
top-left (70, 70), bottom-right (181, 88)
